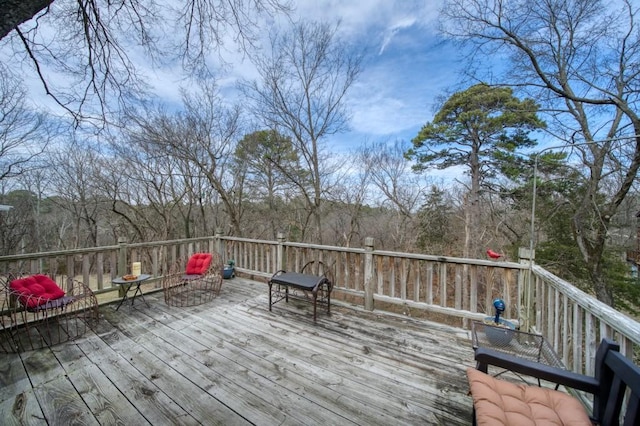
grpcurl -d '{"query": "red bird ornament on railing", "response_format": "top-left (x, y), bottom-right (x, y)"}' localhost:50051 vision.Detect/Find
top-left (486, 249), bottom-right (503, 259)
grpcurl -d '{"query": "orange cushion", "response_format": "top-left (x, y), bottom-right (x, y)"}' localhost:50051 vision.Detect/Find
top-left (185, 253), bottom-right (213, 275)
top-left (466, 368), bottom-right (592, 426)
top-left (9, 274), bottom-right (66, 309)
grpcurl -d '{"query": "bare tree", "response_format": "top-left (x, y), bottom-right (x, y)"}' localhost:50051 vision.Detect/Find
top-left (0, 0), bottom-right (291, 122)
top-left (359, 140), bottom-right (431, 250)
top-left (328, 151), bottom-right (372, 247)
top-left (124, 82), bottom-right (245, 235)
top-left (0, 65), bottom-right (50, 180)
top-left (46, 140), bottom-right (106, 248)
top-left (441, 0), bottom-right (640, 306)
top-left (0, 65), bottom-right (51, 254)
top-left (0, 187), bottom-right (37, 255)
top-left (16, 166), bottom-right (52, 253)
top-left (243, 21), bottom-right (362, 243)
top-left (99, 139), bottom-right (194, 242)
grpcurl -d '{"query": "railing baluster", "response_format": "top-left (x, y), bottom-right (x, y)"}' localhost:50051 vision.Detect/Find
top-left (1, 235), bottom-right (638, 372)
top-left (440, 262), bottom-right (447, 307)
top-left (426, 262), bottom-right (434, 305)
top-left (455, 265), bottom-right (462, 310)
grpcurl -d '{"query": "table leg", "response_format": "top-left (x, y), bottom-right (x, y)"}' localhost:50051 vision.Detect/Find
top-left (130, 283), bottom-right (150, 308)
top-left (115, 283), bottom-right (133, 311)
top-left (268, 282), bottom-right (272, 311)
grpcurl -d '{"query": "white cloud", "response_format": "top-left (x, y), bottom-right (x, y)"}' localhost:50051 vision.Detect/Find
top-left (5, 0), bottom-right (459, 147)
top-left (265, 0), bottom-right (453, 144)
top-left (379, 17), bottom-right (418, 55)
top-left (342, 25), bottom-right (460, 141)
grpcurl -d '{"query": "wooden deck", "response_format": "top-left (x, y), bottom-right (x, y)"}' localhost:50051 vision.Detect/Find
top-left (0, 277), bottom-right (476, 425)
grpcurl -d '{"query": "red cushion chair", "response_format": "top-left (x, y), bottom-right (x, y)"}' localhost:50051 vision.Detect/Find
top-left (163, 252), bottom-right (223, 307)
top-left (2, 274), bottom-right (98, 353)
top-left (185, 253), bottom-right (213, 275)
top-left (9, 274), bottom-right (68, 309)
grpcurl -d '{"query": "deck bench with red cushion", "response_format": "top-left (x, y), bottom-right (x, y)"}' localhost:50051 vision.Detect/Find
top-left (163, 252), bottom-right (224, 307)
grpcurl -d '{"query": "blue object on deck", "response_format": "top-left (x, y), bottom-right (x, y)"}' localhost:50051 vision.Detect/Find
top-left (493, 298), bottom-right (505, 323)
top-left (223, 266), bottom-right (235, 279)
top-left (483, 316), bottom-right (516, 346)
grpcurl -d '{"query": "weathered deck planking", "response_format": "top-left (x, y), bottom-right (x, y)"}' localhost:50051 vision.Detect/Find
top-left (145, 307), bottom-right (407, 424)
top-left (1, 277), bottom-right (476, 425)
top-left (182, 302), bottom-right (470, 422)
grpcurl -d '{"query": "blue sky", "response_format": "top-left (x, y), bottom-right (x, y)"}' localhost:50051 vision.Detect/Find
top-left (280, 1), bottom-right (459, 150)
top-left (287, 0), bottom-right (459, 149)
top-left (140, 0), bottom-right (461, 152)
top-left (9, 1), bottom-right (462, 154)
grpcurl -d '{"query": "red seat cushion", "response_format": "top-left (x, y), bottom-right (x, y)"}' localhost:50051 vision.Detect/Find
top-left (185, 253), bottom-right (213, 275)
top-left (9, 274), bottom-right (66, 309)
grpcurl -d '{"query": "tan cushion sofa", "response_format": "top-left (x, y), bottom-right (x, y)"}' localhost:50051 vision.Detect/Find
top-left (467, 368), bottom-right (591, 425)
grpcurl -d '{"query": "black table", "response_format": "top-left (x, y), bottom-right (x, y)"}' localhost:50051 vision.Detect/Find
top-left (471, 320), bottom-right (564, 368)
top-left (268, 271), bottom-right (332, 322)
top-left (471, 320), bottom-right (565, 387)
top-left (112, 274), bottom-right (151, 310)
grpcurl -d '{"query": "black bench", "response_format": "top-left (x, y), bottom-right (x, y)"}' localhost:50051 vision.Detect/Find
top-left (468, 338), bottom-right (640, 425)
top-left (268, 261), bottom-right (333, 322)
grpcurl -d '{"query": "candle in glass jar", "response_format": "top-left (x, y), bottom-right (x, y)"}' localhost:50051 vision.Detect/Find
top-left (132, 262), bottom-right (141, 276)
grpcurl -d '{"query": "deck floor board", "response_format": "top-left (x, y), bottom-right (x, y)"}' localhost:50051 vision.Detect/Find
top-left (1, 277), bottom-right (476, 425)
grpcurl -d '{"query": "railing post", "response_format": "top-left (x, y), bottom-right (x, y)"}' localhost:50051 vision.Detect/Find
top-left (215, 228), bottom-right (224, 257)
top-left (118, 237), bottom-right (128, 297)
top-left (65, 255), bottom-right (74, 292)
top-left (118, 237), bottom-right (128, 276)
top-left (364, 237), bottom-right (375, 311)
top-left (277, 232), bottom-right (286, 271)
top-left (518, 247), bottom-right (535, 332)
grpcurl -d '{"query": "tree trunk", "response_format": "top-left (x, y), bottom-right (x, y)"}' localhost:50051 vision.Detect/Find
top-left (573, 202), bottom-right (614, 306)
top-left (589, 264), bottom-right (614, 306)
top-left (463, 193), bottom-right (472, 258)
top-left (467, 143), bottom-right (482, 258)
top-left (0, 0), bottom-right (53, 40)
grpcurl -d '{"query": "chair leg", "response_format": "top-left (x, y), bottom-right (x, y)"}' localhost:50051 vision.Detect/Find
top-left (313, 293), bottom-right (317, 322)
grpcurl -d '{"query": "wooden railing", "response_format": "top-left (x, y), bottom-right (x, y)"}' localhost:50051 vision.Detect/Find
top-left (527, 265), bottom-right (640, 375)
top-left (219, 235), bottom-right (525, 322)
top-left (0, 236), bottom-right (219, 293)
top-left (1, 232), bottom-right (638, 376)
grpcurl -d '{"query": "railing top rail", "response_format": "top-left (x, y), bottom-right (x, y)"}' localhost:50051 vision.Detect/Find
top-left (125, 236), bottom-right (214, 249)
top-left (372, 249), bottom-right (527, 269)
top-left (218, 236), bottom-right (279, 246)
top-left (533, 265), bottom-right (640, 346)
top-left (0, 245), bottom-right (121, 261)
top-left (0, 236), bottom-right (218, 262)
top-left (282, 241), bottom-right (366, 254)
top-left (0, 237), bottom-right (528, 270)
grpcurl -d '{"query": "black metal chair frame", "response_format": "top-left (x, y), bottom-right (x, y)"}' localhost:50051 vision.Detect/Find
top-left (268, 260), bottom-right (334, 322)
